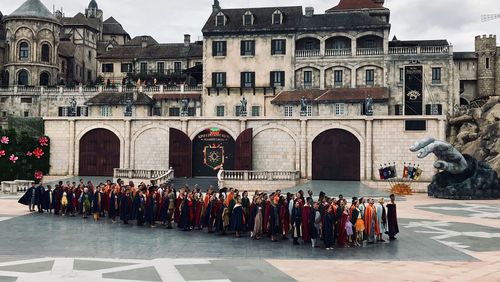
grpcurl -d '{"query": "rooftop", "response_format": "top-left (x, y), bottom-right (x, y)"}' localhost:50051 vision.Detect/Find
top-left (5, 0), bottom-right (58, 23)
top-left (85, 92), bottom-right (154, 106)
top-left (271, 87), bottom-right (389, 105)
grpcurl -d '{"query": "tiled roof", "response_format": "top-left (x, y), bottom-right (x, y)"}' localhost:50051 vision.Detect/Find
top-left (202, 5), bottom-right (389, 34)
top-left (125, 36), bottom-right (159, 46)
top-left (6, 0), bottom-right (58, 22)
top-left (389, 39), bottom-right (449, 47)
top-left (271, 87), bottom-right (389, 104)
top-left (97, 43), bottom-right (202, 60)
top-left (203, 6), bottom-right (303, 34)
top-left (102, 16), bottom-right (129, 36)
top-left (153, 93), bottom-right (202, 101)
top-left (453, 52), bottom-right (477, 60)
top-left (58, 41), bottom-right (76, 58)
top-left (62, 13), bottom-right (100, 31)
top-left (85, 92), bottom-right (154, 105)
top-left (327, 0), bottom-right (385, 11)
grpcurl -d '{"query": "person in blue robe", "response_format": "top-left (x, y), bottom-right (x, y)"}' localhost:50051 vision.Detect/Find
top-left (229, 196), bottom-right (244, 237)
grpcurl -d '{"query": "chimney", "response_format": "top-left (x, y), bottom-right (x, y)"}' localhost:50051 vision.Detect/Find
top-left (141, 36), bottom-right (148, 48)
top-left (133, 90), bottom-right (138, 102)
top-left (373, 0), bottom-right (385, 5)
top-left (212, 0), bottom-right (221, 13)
top-left (184, 34), bottom-right (191, 47)
top-left (305, 7), bottom-right (314, 17)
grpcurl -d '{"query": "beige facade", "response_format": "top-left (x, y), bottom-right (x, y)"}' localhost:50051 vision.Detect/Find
top-left (44, 116), bottom-right (445, 182)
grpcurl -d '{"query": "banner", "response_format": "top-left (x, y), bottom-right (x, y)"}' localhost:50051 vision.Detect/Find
top-left (404, 66), bottom-right (423, 116)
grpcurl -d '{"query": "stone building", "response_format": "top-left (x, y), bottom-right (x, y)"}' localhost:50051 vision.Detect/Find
top-left (453, 35), bottom-right (499, 105)
top-left (84, 91), bottom-right (154, 117)
top-left (202, 0), bottom-right (456, 118)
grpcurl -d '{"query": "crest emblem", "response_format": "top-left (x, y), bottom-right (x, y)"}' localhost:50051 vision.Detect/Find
top-left (203, 144), bottom-right (224, 170)
top-left (407, 90), bottom-right (421, 101)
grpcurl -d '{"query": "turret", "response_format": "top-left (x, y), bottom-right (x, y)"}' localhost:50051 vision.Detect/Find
top-left (475, 35), bottom-right (497, 97)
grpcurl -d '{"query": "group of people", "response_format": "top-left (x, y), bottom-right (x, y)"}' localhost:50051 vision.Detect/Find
top-left (19, 178), bottom-right (399, 249)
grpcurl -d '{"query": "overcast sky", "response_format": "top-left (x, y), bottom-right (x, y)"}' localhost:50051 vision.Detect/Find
top-left (2, 0), bottom-right (499, 51)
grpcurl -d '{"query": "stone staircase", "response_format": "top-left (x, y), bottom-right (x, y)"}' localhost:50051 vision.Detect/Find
top-left (170, 177), bottom-right (218, 190)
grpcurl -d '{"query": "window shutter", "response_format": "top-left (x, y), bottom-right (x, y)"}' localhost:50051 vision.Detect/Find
top-left (270, 72), bottom-right (274, 86)
top-left (76, 107), bottom-right (82, 117)
top-left (282, 40), bottom-right (286, 54)
top-left (240, 41), bottom-right (245, 56)
top-left (222, 42), bottom-right (227, 56)
top-left (240, 72), bottom-right (245, 87)
top-left (58, 107), bottom-right (63, 117)
top-left (222, 73), bottom-right (226, 86)
top-left (395, 105), bottom-right (401, 116)
top-left (271, 40), bottom-right (275, 55)
top-left (280, 71), bottom-right (285, 86)
top-left (212, 41), bottom-right (216, 56)
top-left (251, 72), bottom-right (255, 87)
top-left (251, 41), bottom-right (255, 55)
top-left (212, 73), bottom-right (217, 87)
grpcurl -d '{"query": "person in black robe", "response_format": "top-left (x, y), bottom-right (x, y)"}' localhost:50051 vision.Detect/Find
top-left (35, 183), bottom-right (45, 213)
top-left (67, 187), bottom-right (75, 217)
top-left (92, 187), bottom-right (102, 221)
top-left (144, 188), bottom-right (156, 227)
top-left (269, 200), bottom-right (280, 242)
top-left (178, 195), bottom-right (190, 231)
top-left (109, 188), bottom-right (119, 222)
top-left (130, 191), bottom-right (140, 221)
top-left (42, 185), bottom-right (53, 213)
top-left (18, 183), bottom-right (36, 211)
top-left (229, 196), bottom-right (244, 237)
top-left (120, 190), bottom-right (132, 224)
top-left (159, 192), bottom-right (169, 226)
top-left (291, 201), bottom-right (302, 245)
top-left (323, 206), bottom-right (335, 250)
top-left (136, 190), bottom-right (146, 226)
top-left (386, 194), bottom-right (399, 240)
top-left (52, 185), bottom-right (62, 215)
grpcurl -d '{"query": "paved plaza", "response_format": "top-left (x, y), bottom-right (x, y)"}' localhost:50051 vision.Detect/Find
top-left (1, 183), bottom-right (500, 282)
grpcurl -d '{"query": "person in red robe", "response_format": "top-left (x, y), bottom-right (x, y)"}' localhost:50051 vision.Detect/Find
top-left (280, 198), bottom-right (290, 239)
top-left (364, 199), bottom-right (380, 244)
top-left (263, 194), bottom-right (271, 235)
top-left (301, 199), bottom-right (311, 243)
top-left (194, 194), bottom-right (203, 230)
top-left (337, 204), bottom-right (349, 247)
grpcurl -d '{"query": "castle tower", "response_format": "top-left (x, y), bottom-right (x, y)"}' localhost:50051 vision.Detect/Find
top-left (475, 34), bottom-right (497, 97)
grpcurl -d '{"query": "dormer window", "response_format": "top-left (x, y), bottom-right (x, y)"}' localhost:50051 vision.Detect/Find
top-left (216, 12), bottom-right (226, 26)
top-left (243, 11), bottom-right (253, 26)
top-left (273, 10), bottom-right (283, 25)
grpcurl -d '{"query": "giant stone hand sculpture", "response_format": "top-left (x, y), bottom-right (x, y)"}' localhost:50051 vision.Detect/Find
top-left (410, 138), bottom-right (499, 199)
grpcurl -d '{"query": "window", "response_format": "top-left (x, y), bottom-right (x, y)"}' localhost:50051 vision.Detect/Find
top-left (41, 44), bottom-right (50, 62)
top-left (425, 104), bottom-right (443, 115)
top-left (24, 111), bottom-right (29, 117)
top-left (251, 106), bottom-right (260, 116)
top-left (432, 67), bottom-right (441, 84)
top-left (240, 72), bottom-right (255, 88)
top-left (334, 70), bottom-right (343, 87)
top-left (272, 11), bottom-right (282, 25)
top-left (121, 63), bottom-right (132, 73)
top-left (18, 70), bottom-right (29, 86)
top-left (235, 105), bottom-right (242, 116)
top-left (0, 97), bottom-right (7, 103)
top-left (486, 57), bottom-right (490, 69)
top-left (243, 12), bottom-right (253, 25)
top-left (271, 39), bottom-right (286, 55)
top-left (100, 106), bottom-right (111, 117)
top-left (212, 72), bottom-right (226, 88)
top-left (140, 62), bottom-right (148, 73)
top-left (399, 68), bottom-right (404, 83)
top-left (365, 69), bottom-right (374, 86)
top-left (216, 12), bottom-right (225, 26)
top-left (19, 42), bottom-right (29, 60)
top-left (241, 40), bottom-right (255, 56)
top-left (364, 39), bottom-right (375, 48)
top-left (157, 62), bottom-right (165, 74)
top-left (188, 107), bottom-right (196, 116)
top-left (21, 97), bottom-right (32, 103)
top-left (195, 62), bottom-right (202, 66)
top-left (61, 61), bottom-right (66, 73)
top-left (335, 103), bottom-right (346, 116)
top-left (304, 70), bottom-right (312, 87)
top-left (216, 105), bottom-right (225, 117)
top-left (88, 50), bottom-right (92, 60)
top-left (284, 105), bottom-right (293, 117)
top-left (305, 105), bottom-right (312, 117)
top-left (270, 71), bottom-right (285, 87)
top-left (212, 41), bottom-right (227, 56)
top-left (174, 62), bottom-right (182, 73)
top-left (102, 63), bottom-right (114, 73)
top-left (169, 107), bottom-right (180, 116)
top-left (1, 111), bottom-right (7, 117)
top-left (395, 104), bottom-right (403, 116)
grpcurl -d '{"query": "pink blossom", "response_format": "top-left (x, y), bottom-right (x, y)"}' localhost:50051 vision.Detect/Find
top-left (39, 136), bottom-right (49, 146)
top-left (9, 154), bottom-right (18, 163)
top-left (0, 150), bottom-right (5, 157)
top-left (0, 136), bottom-right (9, 144)
top-left (33, 148), bottom-right (44, 159)
top-left (34, 171), bottom-right (43, 180)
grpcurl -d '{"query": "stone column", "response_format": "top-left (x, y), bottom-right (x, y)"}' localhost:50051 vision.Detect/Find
top-left (240, 119), bottom-right (246, 134)
top-left (68, 119), bottom-right (75, 176)
top-left (300, 119), bottom-right (307, 178)
top-left (124, 119), bottom-right (131, 169)
top-left (365, 118), bottom-right (373, 181)
top-left (319, 68), bottom-right (325, 90)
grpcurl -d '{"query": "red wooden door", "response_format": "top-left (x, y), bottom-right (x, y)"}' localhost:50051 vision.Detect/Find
top-left (235, 128), bottom-right (253, 170)
top-left (169, 128), bottom-right (192, 178)
top-left (79, 129), bottom-right (120, 176)
top-left (312, 129), bottom-right (360, 181)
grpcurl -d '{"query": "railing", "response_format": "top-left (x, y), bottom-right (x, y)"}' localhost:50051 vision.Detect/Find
top-left (295, 49), bottom-right (321, 57)
top-left (0, 84), bottom-right (202, 94)
top-left (389, 47), bottom-right (417, 55)
top-left (1, 180), bottom-right (34, 194)
top-left (420, 46), bottom-right (450, 54)
top-left (356, 48), bottom-right (384, 56)
top-left (113, 168), bottom-right (174, 183)
top-left (325, 48), bottom-right (352, 57)
top-left (218, 170), bottom-right (300, 182)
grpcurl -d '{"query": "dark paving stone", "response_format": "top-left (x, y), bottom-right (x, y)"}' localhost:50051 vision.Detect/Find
top-left (0, 276), bottom-right (17, 282)
top-left (0, 212), bottom-right (475, 261)
top-left (0, 260), bottom-right (54, 273)
top-left (415, 203), bottom-right (500, 218)
top-left (285, 181), bottom-right (404, 200)
top-left (73, 259), bottom-right (136, 271)
top-left (176, 260), bottom-right (295, 282)
top-left (0, 256), bottom-right (38, 263)
top-left (102, 266), bottom-right (161, 282)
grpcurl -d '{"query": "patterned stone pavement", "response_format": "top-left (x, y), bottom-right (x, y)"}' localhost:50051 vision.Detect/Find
top-left (0, 193), bottom-right (500, 281)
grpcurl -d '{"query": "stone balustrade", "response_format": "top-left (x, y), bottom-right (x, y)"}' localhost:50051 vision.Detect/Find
top-left (113, 168), bottom-right (174, 183)
top-left (218, 170), bottom-right (301, 191)
top-left (294, 45), bottom-right (452, 58)
top-left (1, 180), bottom-right (35, 195)
top-left (0, 84), bottom-right (202, 95)
top-left (325, 48), bottom-right (352, 57)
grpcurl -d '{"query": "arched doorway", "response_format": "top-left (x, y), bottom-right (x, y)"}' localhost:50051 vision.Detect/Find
top-left (79, 128), bottom-right (120, 176)
top-left (18, 70), bottom-right (29, 86)
top-left (169, 128), bottom-right (192, 178)
top-left (312, 129), bottom-right (360, 181)
top-left (39, 72), bottom-right (50, 86)
top-left (192, 128), bottom-right (235, 177)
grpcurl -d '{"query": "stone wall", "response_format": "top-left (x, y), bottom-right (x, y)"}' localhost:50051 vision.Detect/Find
top-left (44, 116), bottom-right (445, 184)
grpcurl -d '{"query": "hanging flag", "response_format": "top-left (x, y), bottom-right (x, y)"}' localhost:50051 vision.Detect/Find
top-left (378, 165), bottom-right (385, 180)
top-left (382, 164), bottom-right (390, 180)
top-left (408, 164), bottom-right (415, 179)
top-left (413, 165), bottom-right (423, 180)
top-left (390, 162), bottom-right (397, 179)
top-left (403, 163), bottom-right (409, 179)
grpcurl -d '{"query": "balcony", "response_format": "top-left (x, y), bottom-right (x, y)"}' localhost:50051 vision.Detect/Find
top-left (325, 48), bottom-right (352, 57)
top-left (356, 48), bottom-right (384, 56)
top-left (389, 46), bottom-right (452, 55)
top-left (295, 49), bottom-right (321, 57)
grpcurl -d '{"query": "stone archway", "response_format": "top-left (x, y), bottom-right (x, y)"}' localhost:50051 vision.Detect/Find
top-left (312, 129), bottom-right (360, 181)
top-left (79, 128), bottom-right (120, 176)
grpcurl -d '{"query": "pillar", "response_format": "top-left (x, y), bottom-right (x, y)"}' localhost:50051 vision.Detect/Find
top-left (68, 120), bottom-right (75, 175)
top-left (300, 119), bottom-right (307, 178)
top-left (365, 118), bottom-right (373, 181)
top-left (124, 119), bottom-right (131, 169)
